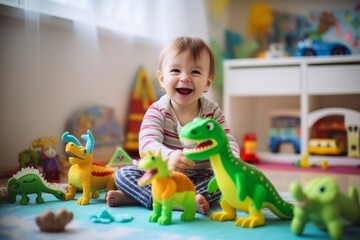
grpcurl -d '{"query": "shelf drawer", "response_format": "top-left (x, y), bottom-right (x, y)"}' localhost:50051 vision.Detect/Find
top-left (225, 66), bottom-right (301, 96)
top-left (307, 64), bottom-right (360, 94)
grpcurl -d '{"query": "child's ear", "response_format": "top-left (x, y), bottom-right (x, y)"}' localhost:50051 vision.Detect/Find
top-left (204, 75), bottom-right (214, 92)
top-left (157, 70), bottom-right (165, 88)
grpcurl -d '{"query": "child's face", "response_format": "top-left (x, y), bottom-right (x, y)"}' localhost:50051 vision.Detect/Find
top-left (157, 49), bottom-right (213, 108)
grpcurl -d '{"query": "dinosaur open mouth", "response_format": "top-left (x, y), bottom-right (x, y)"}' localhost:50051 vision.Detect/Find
top-left (138, 168), bottom-right (158, 183)
top-left (182, 138), bottom-right (216, 153)
top-left (66, 151), bottom-right (84, 160)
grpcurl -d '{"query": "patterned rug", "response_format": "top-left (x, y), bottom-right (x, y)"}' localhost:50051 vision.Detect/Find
top-left (1, 192), bottom-right (359, 240)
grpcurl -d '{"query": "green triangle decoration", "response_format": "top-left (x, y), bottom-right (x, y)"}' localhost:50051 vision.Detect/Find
top-left (107, 147), bottom-right (133, 168)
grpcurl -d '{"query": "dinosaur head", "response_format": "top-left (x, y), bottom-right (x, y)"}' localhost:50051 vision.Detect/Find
top-left (64, 142), bottom-right (92, 165)
top-left (137, 150), bottom-right (170, 187)
top-left (304, 177), bottom-right (339, 204)
top-left (179, 118), bottom-right (227, 161)
top-left (62, 130), bottom-right (94, 165)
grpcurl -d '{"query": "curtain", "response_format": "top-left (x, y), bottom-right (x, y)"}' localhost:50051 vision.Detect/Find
top-left (19, 0), bottom-right (209, 45)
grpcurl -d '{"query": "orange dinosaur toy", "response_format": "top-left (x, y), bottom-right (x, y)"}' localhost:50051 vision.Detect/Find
top-left (138, 150), bottom-right (196, 225)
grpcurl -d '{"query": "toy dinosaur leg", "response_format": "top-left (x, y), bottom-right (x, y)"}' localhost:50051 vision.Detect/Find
top-left (210, 198), bottom-right (236, 222)
top-left (106, 176), bottom-right (116, 191)
top-left (180, 192), bottom-right (196, 222)
top-left (158, 199), bottom-right (173, 225)
top-left (77, 184), bottom-right (90, 205)
top-left (149, 200), bottom-right (162, 223)
top-left (35, 193), bottom-right (45, 204)
top-left (19, 194), bottom-right (30, 205)
top-left (235, 185), bottom-right (266, 228)
top-left (65, 185), bottom-right (76, 200)
top-left (291, 208), bottom-right (307, 235)
top-left (327, 219), bottom-right (343, 240)
top-left (90, 191), bottom-right (99, 199)
top-left (235, 203), bottom-right (265, 228)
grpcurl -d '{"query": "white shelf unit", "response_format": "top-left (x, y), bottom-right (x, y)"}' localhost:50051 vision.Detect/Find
top-left (223, 56), bottom-right (360, 166)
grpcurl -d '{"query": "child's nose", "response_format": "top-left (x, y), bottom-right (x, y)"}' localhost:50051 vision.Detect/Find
top-left (180, 73), bottom-right (190, 82)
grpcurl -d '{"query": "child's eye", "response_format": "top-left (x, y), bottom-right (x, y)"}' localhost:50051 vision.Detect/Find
top-left (192, 70), bottom-right (201, 75)
top-left (170, 69), bottom-right (180, 73)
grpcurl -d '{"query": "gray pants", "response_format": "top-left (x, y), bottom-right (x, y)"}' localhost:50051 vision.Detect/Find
top-left (114, 165), bottom-right (221, 209)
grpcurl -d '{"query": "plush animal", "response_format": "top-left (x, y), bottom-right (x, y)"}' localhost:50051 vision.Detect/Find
top-left (7, 167), bottom-right (65, 205)
top-left (62, 130), bottom-right (116, 205)
top-left (179, 118), bottom-right (293, 228)
top-left (137, 150), bottom-right (196, 225)
top-left (290, 177), bottom-right (360, 240)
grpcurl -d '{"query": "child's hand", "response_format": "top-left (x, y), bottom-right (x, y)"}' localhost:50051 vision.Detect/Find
top-left (168, 150), bottom-right (195, 172)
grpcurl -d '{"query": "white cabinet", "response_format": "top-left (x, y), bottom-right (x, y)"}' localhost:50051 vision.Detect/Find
top-left (223, 56), bottom-right (360, 166)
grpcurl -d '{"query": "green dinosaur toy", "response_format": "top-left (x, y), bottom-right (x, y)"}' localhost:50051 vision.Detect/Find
top-left (290, 177), bottom-right (360, 240)
top-left (137, 150), bottom-right (196, 225)
top-left (7, 167), bottom-right (65, 205)
top-left (179, 118), bottom-right (293, 228)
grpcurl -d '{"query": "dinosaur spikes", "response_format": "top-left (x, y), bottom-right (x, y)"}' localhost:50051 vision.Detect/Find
top-left (61, 132), bottom-right (81, 146)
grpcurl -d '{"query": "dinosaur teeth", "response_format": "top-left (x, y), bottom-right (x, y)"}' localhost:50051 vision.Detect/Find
top-left (181, 139), bottom-right (199, 148)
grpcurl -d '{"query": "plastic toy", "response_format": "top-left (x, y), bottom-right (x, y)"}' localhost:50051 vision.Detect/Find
top-left (36, 208), bottom-right (73, 232)
top-left (7, 167), bottom-right (65, 205)
top-left (290, 177), bottom-right (360, 240)
top-left (293, 154), bottom-right (328, 170)
top-left (268, 112), bottom-right (301, 154)
top-left (295, 39), bottom-right (351, 57)
top-left (61, 130), bottom-right (116, 205)
top-left (348, 124), bottom-right (360, 157)
top-left (32, 136), bottom-right (61, 182)
top-left (308, 138), bottom-right (345, 155)
top-left (90, 207), bottom-right (134, 224)
top-left (240, 133), bottom-right (259, 163)
top-left (125, 67), bottom-right (157, 153)
top-left (137, 150), bottom-right (196, 225)
top-left (308, 108), bottom-right (360, 157)
top-left (179, 118), bottom-right (293, 228)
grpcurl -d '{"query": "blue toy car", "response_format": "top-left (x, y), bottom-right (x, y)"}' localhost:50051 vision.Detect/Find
top-left (295, 39), bottom-right (351, 57)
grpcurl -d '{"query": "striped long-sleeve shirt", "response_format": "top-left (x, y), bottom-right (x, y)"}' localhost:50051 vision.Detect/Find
top-left (138, 94), bottom-right (239, 169)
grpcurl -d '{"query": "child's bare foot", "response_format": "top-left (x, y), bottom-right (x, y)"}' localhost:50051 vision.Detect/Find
top-left (106, 190), bottom-right (139, 207)
top-left (196, 194), bottom-right (209, 215)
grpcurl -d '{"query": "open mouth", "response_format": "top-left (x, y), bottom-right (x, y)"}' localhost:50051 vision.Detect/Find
top-left (176, 88), bottom-right (193, 95)
top-left (138, 168), bottom-right (158, 183)
top-left (66, 151), bottom-right (84, 160)
top-left (182, 139), bottom-right (215, 153)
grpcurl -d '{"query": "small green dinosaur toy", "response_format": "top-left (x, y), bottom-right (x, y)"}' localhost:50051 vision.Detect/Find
top-left (290, 177), bottom-right (360, 240)
top-left (179, 118), bottom-right (293, 228)
top-left (137, 150), bottom-right (196, 225)
top-left (7, 167), bottom-right (65, 205)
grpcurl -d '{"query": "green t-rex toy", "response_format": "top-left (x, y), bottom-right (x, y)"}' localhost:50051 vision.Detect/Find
top-left (290, 177), bottom-right (360, 240)
top-left (7, 167), bottom-right (65, 205)
top-left (179, 118), bottom-right (293, 228)
top-left (137, 150), bottom-right (196, 225)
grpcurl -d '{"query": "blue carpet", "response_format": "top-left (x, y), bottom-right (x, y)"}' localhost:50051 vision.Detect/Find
top-left (1, 192), bottom-right (359, 240)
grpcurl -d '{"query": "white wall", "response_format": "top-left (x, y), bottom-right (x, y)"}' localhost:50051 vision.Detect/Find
top-left (0, 6), bottom-right (161, 169)
top-left (1, 1), bottom-right (357, 170)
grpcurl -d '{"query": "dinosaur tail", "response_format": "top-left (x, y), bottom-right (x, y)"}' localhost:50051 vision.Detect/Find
top-left (44, 188), bottom-right (65, 200)
top-left (265, 200), bottom-right (294, 219)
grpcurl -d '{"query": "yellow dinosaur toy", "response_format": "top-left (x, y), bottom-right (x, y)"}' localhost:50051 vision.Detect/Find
top-left (138, 150), bottom-right (196, 225)
top-left (62, 130), bottom-right (116, 205)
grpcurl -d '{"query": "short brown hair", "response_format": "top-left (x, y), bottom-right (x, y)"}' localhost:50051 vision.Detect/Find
top-left (158, 36), bottom-right (215, 77)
